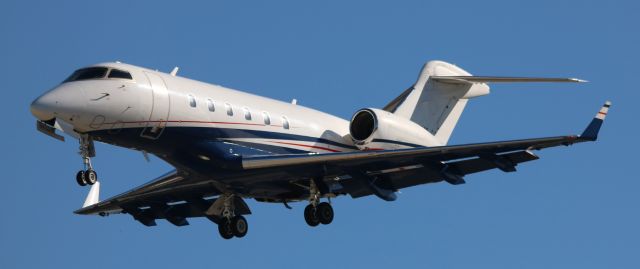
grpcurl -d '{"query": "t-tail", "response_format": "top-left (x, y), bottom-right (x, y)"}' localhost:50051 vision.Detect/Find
top-left (384, 60), bottom-right (586, 145)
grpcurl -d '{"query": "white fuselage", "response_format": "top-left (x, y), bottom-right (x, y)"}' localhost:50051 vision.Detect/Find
top-left (32, 62), bottom-right (358, 154)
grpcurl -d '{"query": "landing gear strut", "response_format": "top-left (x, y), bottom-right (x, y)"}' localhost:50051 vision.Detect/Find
top-left (303, 180), bottom-right (334, 227)
top-left (217, 194), bottom-right (249, 239)
top-left (76, 134), bottom-right (97, 186)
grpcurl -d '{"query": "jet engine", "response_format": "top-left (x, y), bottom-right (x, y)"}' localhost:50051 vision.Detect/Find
top-left (348, 108), bottom-right (441, 150)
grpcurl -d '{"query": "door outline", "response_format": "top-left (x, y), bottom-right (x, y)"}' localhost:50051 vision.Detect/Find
top-left (141, 72), bottom-right (170, 139)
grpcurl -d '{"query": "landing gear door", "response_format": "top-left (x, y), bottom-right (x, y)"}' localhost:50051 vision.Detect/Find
top-left (141, 72), bottom-right (170, 139)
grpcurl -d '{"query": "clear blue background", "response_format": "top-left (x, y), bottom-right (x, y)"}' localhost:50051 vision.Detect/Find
top-left (1, 1), bottom-right (637, 268)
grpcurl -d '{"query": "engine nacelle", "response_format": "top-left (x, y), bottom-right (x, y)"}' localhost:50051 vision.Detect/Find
top-left (349, 108), bottom-right (442, 150)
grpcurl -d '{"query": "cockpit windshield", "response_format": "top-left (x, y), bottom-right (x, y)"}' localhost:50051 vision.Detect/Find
top-left (63, 67), bottom-right (133, 82)
top-left (108, 69), bottom-right (132, 79)
top-left (64, 67), bottom-right (108, 82)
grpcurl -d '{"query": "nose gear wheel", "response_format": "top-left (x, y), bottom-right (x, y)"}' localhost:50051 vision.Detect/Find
top-left (76, 134), bottom-right (98, 186)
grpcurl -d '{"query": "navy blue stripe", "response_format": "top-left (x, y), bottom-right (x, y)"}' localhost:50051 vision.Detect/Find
top-left (166, 126), bottom-right (360, 150)
top-left (170, 127), bottom-right (422, 150)
top-left (372, 138), bottom-right (423, 148)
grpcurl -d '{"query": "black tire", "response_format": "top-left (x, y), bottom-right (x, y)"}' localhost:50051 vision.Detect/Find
top-left (76, 170), bottom-right (87, 186)
top-left (231, 215), bottom-right (248, 238)
top-left (218, 218), bottom-right (234, 239)
top-left (304, 204), bottom-right (320, 227)
top-left (317, 202), bottom-right (334, 225)
top-left (84, 169), bottom-right (97, 185)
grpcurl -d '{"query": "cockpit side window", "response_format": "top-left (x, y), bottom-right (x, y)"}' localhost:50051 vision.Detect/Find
top-left (108, 69), bottom-right (132, 79)
top-left (64, 67), bottom-right (108, 82)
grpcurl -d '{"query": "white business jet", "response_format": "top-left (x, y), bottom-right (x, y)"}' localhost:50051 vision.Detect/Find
top-left (30, 60), bottom-right (609, 239)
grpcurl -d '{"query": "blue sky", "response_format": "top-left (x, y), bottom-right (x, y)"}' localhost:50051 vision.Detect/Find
top-left (1, 1), bottom-right (638, 268)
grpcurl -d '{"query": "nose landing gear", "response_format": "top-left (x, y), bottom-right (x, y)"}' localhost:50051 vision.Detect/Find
top-left (75, 170), bottom-right (97, 186)
top-left (76, 134), bottom-right (98, 186)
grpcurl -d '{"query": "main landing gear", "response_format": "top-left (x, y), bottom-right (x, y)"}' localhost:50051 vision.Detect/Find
top-left (303, 180), bottom-right (334, 227)
top-left (217, 194), bottom-right (249, 239)
top-left (76, 134), bottom-right (98, 186)
top-left (218, 215), bottom-right (248, 240)
top-left (304, 202), bottom-right (334, 226)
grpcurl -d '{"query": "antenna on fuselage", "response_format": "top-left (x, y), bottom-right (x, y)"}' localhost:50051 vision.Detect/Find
top-left (291, 99), bottom-right (297, 105)
top-left (170, 67), bottom-right (179, 76)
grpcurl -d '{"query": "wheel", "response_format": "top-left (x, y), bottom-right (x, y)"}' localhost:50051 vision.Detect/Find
top-left (317, 202), bottom-right (334, 225)
top-left (231, 215), bottom-right (248, 238)
top-left (84, 169), bottom-right (97, 185)
top-left (76, 170), bottom-right (87, 186)
top-left (218, 218), bottom-right (234, 239)
top-left (304, 204), bottom-right (320, 227)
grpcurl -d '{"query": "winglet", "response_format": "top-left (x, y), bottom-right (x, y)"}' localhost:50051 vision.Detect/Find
top-left (580, 101), bottom-right (611, 141)
top-left (82, 181), bottom-right (100, 208)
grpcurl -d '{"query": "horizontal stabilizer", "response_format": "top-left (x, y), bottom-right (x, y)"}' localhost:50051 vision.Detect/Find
top-left (580, 101), bottom-right (611, 141)
top-left (431, 76), bottom-right (587, 84)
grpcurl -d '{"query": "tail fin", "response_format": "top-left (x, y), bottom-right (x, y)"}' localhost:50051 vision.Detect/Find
top-left (386, 61), bottom-right (487, 145)
top-left (385, 60), bottom-right (585, 145)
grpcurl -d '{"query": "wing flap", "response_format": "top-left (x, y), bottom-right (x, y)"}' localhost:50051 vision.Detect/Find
top-left (448, 150), bottom-right (539, 175)
top-left (339, 150), bottom-right (539, 199)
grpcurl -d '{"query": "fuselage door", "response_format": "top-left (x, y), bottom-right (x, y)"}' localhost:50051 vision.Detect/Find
top-left (141, 72), bottom-right (170, 139)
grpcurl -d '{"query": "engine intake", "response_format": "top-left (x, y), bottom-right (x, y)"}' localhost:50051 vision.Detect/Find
top-left (349, 108), bottom-right (441, 150)
top-left (349, 109), bottom-right (377, 141)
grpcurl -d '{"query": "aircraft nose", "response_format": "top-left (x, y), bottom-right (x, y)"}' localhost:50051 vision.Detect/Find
top-left (30, 92), bottom-right (58, 121)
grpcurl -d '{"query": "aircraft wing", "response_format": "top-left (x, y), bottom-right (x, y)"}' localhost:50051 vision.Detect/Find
top-left (74, 170), bottom-right (251, 226)
top-left (74, 102), bottom-right (609, 225)
top-left (243, 102), bottom-right (609, 170)
top-left (239, 101), bottom-right (610, 200)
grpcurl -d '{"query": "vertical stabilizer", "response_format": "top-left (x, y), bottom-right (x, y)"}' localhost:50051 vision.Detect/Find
top-left (391, 61), bottom-right (490, 145)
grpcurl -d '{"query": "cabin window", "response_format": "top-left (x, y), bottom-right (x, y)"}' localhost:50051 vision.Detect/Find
top-left (108, 69), bottom-right (132, 79)
top-left (225, 103), bottom-right (233, 116)
top-left (282, 116), bottom-right (290, 130)
top-left (64, 67), bottom-right (108, 82)
top-left (207, 99), bottom-right (215, 112)
top-left (243, 107), bottom-right (252, 120)
top-left (262, 112), bottom-right (271, 125)
top-left (188, 94), bottom-right (196, 108)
